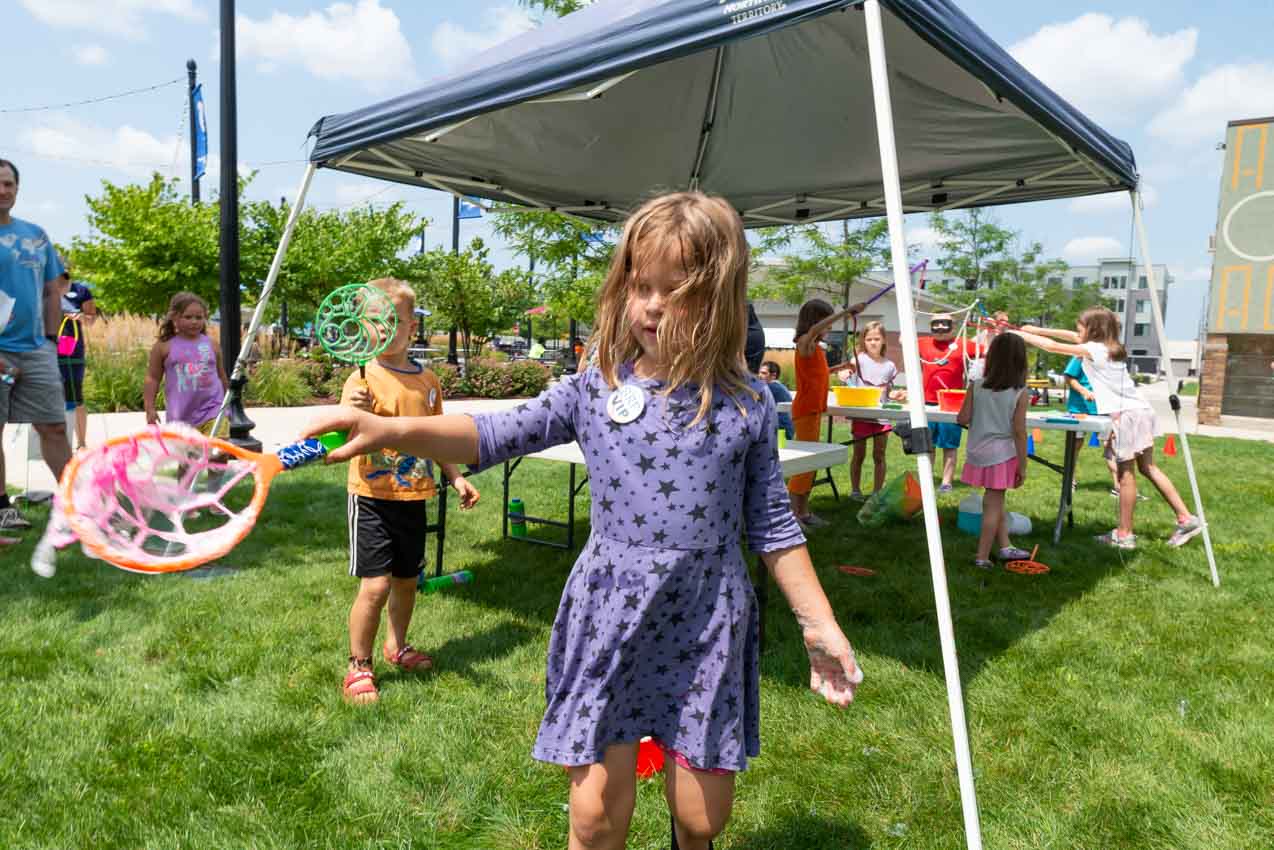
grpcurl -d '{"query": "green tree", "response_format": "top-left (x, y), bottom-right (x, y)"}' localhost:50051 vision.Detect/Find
top-left (413, 239), bottom-right (537, 363)
top-left (518, 0), bottom-right (591, 17)
top-left (749, 220), bottom-right (890, 348)
top-left (70, 172), bottom-right (425, 321)
top-left (240, 197), bottom-right (424, 320)
top-left (489, 207), bottom-right (616, 326)
top-left (928, 208), bottom-right (1016, 290)
top-left (70, 175), bottom-right (221, 314)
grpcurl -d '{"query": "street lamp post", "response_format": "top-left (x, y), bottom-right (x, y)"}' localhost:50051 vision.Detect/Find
top-left (219, 0), bottom-right (258, 450)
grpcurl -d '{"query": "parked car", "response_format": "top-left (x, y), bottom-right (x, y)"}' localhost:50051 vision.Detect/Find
top-left (492, 336), bottom-right (530, 356)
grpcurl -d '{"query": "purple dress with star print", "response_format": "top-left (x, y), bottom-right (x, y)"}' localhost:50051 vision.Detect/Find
top-left (469, 363), bottom-right (805, 772)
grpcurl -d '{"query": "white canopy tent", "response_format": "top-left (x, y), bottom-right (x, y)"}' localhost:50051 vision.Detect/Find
top-left (225, 2), bottom-right (1220, 846)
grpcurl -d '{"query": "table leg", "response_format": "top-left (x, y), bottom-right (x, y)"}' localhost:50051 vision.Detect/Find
top-left (814, 414), bottom-right (840, 501)
top-left (1053, 431), bottom-right (1078, 544)
top-left (434, 474), bottom-right (449, 578)
top-left (502, 459), bottom-right (511, 540)
top-left (567, 463), bottom-right (576, 550)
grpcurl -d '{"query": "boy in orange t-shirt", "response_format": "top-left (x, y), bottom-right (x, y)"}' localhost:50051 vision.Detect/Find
top-left (339, 278), bottom-right (479, 705)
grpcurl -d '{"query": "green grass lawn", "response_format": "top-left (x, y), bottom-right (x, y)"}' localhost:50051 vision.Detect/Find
top-left (3, 427), bottom-right (1273, 849)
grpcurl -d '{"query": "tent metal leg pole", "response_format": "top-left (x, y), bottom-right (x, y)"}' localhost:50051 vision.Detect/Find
top-left (211, 163), bottom-right (318, 435)
top-left (1130, 191), bottom-right (1221, 587)
top-left (863, 2), bottom-right (983, 848)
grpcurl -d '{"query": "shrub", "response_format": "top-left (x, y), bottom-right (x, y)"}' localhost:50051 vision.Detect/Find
top-left (84, 348), bottom-right (157, 413)
top-left (461, 359), bottom-right (517, 398)
top-left (435, 364), bottom-right (463, 399)
top-left (503, 359), bottom-right (551, 397)
top-left (244, 358), bottom-right (311, 407)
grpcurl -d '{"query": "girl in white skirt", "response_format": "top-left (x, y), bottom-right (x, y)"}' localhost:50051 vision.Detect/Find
top-left (1011, 307), bottom-right (1201, 550)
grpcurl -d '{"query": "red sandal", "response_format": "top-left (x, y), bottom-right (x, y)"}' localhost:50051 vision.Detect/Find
top-left (342, 668), bottom-right (379, 705)
top-left (384, 644), bottom-right (434, 673)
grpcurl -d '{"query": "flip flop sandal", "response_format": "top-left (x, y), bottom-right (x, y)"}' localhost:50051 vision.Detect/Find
top-left (384, 644), bottom-right (434, 673)
top-left (342, 669), bottom-right (378, 705)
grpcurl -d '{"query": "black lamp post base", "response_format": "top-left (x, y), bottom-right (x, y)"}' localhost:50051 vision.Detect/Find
top-left (225, 377), bottom-right (261, 453)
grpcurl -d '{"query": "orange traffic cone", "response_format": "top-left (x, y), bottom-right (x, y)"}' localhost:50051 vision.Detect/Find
top-left (1164, 433), bottom-right (1178, 457)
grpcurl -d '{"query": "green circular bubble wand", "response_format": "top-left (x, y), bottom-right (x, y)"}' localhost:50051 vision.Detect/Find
top-left (315, 283), bottom-right (399, 449)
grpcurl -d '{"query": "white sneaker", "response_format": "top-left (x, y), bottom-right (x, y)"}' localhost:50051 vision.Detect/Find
top-left (1167, 517), bottom-right (1202, 548)
top-left (1095, 529), bottom-right (1136, 550)
top-left (0, 506), bottom-right (32, 530)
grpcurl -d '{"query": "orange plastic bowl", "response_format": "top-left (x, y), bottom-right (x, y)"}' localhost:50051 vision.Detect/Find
top-left (937, 389), bottom-right (967, 412)
top-left (832, 386), bottom-right (881, 407)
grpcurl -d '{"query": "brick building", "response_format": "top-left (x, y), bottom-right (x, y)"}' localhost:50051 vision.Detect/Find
top-left (1199, 117), bottom-right (1274, 425)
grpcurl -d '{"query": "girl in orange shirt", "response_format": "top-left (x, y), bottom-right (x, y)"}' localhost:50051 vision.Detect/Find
top-left (788, 298), bottom-right (865, 529)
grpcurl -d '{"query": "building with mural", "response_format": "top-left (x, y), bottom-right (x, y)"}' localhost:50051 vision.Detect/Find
top-left (1200, 116), bottom-right (1274, 424)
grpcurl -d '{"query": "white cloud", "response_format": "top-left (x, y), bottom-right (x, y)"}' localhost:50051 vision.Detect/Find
top-left (1009, 14), bottom-right (1196, 125)
top-left (904, 224), bottom-right (944, 259)
top-left (1148, 63), bottom-right (1274, 147)
top-left (20, 0), bottom-right (205, 39)
top-left (1063, 236), bottom-right (1124, 264)
top-left (432, 5), bottom-right (536, 71)
top-left (16, 114), bottom-right (222, 185)
top-left (1168, 263), bottom-right (1213, 281)
top-left (1069, 185), bottom-right (1156, 215)
top-left (71, 44), bottom-right (109, 66)
top-left (235, 0), bottom-right (417, 91)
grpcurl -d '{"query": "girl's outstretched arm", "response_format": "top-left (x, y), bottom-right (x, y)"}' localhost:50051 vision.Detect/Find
top-left (795, 302), bottom-right (867, 355)
top-left (303, 407), bottom-right (479, 466)
top-left (1010, 329), bottom-right (1088, 359)
top-left (763, 545), bottom-right (864, 706)
top-left (1018, 324), bottom-right (1080, 343)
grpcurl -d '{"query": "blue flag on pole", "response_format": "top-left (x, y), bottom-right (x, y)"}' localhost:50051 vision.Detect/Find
top-left (458, 196), bottom-right (483, 219)
top-left (192, 84), bottom-right (208, 181)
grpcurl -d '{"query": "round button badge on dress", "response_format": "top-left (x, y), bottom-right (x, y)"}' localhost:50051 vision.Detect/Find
top-left (606, 384), bottom-right (646, 424)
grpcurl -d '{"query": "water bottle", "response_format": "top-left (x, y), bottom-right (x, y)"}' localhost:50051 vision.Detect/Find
top-left (420, 570), bottom-right (474, 594)
top-left (509, 497), bottom-right (528, 538)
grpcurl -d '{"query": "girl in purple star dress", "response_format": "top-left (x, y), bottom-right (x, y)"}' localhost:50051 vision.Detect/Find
top-left (307, 192), bottom-right (863, 850)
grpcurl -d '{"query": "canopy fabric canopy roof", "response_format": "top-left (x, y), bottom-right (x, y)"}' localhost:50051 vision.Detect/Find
top-left (308, 0), bottom-right (1138, 226)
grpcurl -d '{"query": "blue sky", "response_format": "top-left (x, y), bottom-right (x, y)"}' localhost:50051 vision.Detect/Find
top-left (5, 0), bottom-right (1274, 338)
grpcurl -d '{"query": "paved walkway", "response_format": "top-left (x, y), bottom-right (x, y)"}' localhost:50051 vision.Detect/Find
top-left (6, 387), bottom-right (1272, 495)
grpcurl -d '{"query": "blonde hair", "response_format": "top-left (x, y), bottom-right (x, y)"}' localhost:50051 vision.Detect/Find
top-left (593, 191), bottom-right (755, 424)
top-left (368, 276), bottom-right (415, 309)
top-left (856, 320), bottom-right (888, 357)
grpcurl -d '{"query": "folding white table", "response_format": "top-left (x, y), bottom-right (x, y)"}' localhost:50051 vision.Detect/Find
top-left (779, 395), bottom-right (1113, 544)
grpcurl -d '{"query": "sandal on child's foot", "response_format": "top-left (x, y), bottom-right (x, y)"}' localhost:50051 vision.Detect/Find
top-left (342, 667), bottom-right (378, 705)
top-left (997, 546), bottom-right (1032, 562)
top-left (384, 644), bottom-right (434, 673)
top-left (971, 558), bottom-right (995, 570)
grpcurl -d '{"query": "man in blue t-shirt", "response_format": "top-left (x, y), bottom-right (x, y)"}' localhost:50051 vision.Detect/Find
top-left (0, 158), bottom-right (73, 531)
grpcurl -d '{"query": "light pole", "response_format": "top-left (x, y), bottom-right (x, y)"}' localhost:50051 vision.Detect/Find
top-left (187, 59), bottom-right (199, 204)
top-left (218, 0), bottom-right (258, 450)
top-left (447, 195), bottom-right (460, 366)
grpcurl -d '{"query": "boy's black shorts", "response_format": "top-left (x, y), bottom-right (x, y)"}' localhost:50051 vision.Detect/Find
top-left (347, 495), bottom-right (428, 579)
